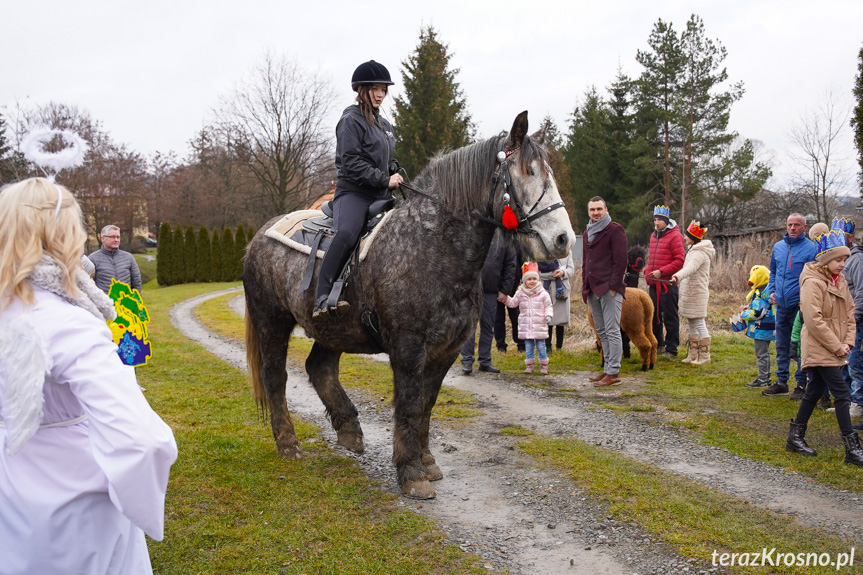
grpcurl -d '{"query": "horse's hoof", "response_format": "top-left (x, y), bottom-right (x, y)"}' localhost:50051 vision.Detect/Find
top-left (337, 430), bottom-right (365, 453)
top-left (402, 479), bottom-right (436, 500)
top-left (278, 446), bottom-right (303, 461)
top-left (423, 462), bottom-right (444, 481)
top-left (649, 363), bottom-right (654, 370)
top-left (641, 365), bottom-right (648, 372)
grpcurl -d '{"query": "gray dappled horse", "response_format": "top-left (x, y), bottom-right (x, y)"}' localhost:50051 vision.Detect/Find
top-left (243, 112), bottom-right (575, 499)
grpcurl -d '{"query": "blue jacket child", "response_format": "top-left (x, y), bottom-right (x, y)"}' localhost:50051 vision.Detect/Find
top-left (742, 265), bottom-right (776, 341)
top-left (742, 265), bottom-right (776, 387)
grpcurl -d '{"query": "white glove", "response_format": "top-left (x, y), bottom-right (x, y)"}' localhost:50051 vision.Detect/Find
top-left (545, 316), bottom-right (552, 324)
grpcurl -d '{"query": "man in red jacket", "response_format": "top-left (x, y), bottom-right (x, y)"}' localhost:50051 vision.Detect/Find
top-left (644, 205), bottom-right (686, 359)
top-left (582, 196), bottom-right (628, 386)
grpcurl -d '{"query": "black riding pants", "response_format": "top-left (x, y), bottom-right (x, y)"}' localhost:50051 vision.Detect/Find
top-left (315, 188), bottom-right (380, 303)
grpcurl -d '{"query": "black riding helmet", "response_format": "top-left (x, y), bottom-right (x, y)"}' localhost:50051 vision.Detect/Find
top-left (351, 60), bottom-right (394, 91)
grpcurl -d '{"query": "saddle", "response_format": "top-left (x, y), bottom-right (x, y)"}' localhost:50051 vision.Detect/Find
top-left (264, 195), bottom-right (396, 294)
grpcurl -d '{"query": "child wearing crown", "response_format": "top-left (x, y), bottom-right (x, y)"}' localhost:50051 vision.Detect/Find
top-left (835, 216), bottom-right (863, 420)
top-left (499, 263), bottom-right (554, 374)
top-left (785, 229), bottom-right (863, 466)
top-left (671, 221), bottom-right (716, 365)
top-left (739, 265), bottom-right (776, 388)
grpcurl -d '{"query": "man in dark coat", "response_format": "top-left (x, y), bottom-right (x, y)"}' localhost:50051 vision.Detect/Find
top-left (462, 230), bottom-right (518, 375)
top-left (582, 196), bottom-right (628, 386)
top-left (495, 243), bottom-right (524, 353)
top-left (645, 205), bottom-right (685, 358)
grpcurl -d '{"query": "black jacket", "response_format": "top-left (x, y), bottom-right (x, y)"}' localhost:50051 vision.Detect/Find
top-left (481, 233), bottom-right (518, 295)
top-left (335, 104), bottom-right (395, 195)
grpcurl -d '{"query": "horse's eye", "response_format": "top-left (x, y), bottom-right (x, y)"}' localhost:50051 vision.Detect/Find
top-left (526, 167), bottom-right (534, 176)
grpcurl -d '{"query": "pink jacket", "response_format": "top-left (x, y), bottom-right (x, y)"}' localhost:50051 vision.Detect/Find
top-left (504, 285), bottom-right (554, 340)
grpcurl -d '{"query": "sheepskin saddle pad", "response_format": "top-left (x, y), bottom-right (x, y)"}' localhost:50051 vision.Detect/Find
top-left (264, 197), bottom-right (395, 263)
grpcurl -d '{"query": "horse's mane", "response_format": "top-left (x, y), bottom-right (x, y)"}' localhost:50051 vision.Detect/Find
top-left (408, 132), bottom-right (549, 215)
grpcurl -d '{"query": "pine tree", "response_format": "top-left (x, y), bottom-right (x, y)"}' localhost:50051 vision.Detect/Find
top-left (676, 14), bottom-right (744, 223)
top-left (852, 44), bottom-right (863, 197)
top-left (196, 226), bottom-right (212, 282)
top-left (562, 87), bottom-right (614, 229)
top-left (210, 229), bottom-right (221, 282)
top-left (157, 222), bottom-right (173, 286)
top-left (171, 224), bottom-right (185, 285)
top-left (247, 226), bottom-right (255, 246)
top-left (393, 25), bottom-right (475, 180)
top-left (634, 18), bottom-right (684, 209)
top-left (221, 227), bottom-right (235, 282)
top-left (234, 223), bottom-right (247, 281)
top-left (184, 225), bottom-right (197, 284)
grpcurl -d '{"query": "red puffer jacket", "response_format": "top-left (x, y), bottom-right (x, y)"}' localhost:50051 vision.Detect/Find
top-left (645, 221), bottom-right (685, 286)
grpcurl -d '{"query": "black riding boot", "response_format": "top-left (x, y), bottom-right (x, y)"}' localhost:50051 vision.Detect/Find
top-left (786, 419), bottom-right (817, 456)
top-left (842, 432), bottom-right (863, 466)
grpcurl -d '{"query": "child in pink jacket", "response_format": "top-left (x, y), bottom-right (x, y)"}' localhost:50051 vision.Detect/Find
top-left (499, 262), bottom-right (554, 374)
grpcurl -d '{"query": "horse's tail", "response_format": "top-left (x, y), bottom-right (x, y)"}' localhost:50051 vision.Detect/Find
top-left (245, 305), bottom-right (268, 417)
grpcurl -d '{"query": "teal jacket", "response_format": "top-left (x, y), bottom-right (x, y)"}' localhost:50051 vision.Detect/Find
top-left (741, 286), bottom-right (775, 341)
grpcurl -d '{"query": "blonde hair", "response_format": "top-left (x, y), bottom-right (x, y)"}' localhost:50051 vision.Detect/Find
top-left (0, 177), bottom-right (87, 312)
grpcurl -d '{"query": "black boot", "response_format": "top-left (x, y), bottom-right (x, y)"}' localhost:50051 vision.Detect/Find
top-left (842, 432), bottom-right (863, 467)
top-left (786, 419), bottom-right (817, 456)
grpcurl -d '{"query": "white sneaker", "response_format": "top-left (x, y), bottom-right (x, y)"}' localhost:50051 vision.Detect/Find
top-left (850, 403), bottom-right (863, 418)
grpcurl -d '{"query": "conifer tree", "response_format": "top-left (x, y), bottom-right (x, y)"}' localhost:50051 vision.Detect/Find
top-left (157, 222), bottom-right (173, 286)
top-left (247, 226), bottom-right (255, 246)
top-left (210, 229), bottom-right (221, 282)
top-left (171, 224), bottom-right (185, 285)
top-left (852, 44), bottom-right (863, 197)
top-left (196, 226), bottom-right (211, 282)
top-left (234, 223), bottom-right (247, 281)
top-left (184, 225), bottom-right (197, 283)
top-left (221, 227), bottom-right (235, 282)
top-left (393, 25), bottom-right (475, 179)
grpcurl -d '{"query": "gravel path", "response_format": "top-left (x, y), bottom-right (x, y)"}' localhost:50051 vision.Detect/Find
top-left (172, 288), bottom-right (863, 574)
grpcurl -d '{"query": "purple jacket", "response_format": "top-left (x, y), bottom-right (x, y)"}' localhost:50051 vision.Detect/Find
top-left (582, 221), bottom-right (628, 303)
top-left (504, 286), bottom-right (554, 340)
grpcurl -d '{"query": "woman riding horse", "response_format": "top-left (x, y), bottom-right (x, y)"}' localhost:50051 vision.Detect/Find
top-left (313, 60), bottom-right (404, 319)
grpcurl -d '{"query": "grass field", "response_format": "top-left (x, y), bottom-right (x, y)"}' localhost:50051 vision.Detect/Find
top-left (139, 283), bottom-right (489, 575)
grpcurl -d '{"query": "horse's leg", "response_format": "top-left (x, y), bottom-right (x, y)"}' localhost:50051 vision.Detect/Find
top-left (305, 342), bottom-right (364, 453)
top-left (390, 337), bottom-right (436, 499)
top-left (257, 318), bottom-right (303, 460)
top-left (418, 358), bottom-right (452, 482)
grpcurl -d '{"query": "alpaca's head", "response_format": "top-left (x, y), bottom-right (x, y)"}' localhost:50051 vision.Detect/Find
top-left (628, 246), bottom-right (646, 273)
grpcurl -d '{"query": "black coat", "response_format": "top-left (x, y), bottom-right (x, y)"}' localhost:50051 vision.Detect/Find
top-left (481, 233), bottom-right (518, 295)
top-left (335, 105), bottom-right (395, 195)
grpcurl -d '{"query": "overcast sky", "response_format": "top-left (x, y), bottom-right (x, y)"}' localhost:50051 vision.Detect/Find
top-left (3, 0), bottom-right (861, 194)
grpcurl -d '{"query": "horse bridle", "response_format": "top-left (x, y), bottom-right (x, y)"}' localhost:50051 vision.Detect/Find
top-left (476, 140), bottom-right (567, 235)
top-left (398, 137), bottom-right (566, 234)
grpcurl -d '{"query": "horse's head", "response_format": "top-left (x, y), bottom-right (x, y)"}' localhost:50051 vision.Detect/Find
top-left (499, 111), bottom-right (575, 262)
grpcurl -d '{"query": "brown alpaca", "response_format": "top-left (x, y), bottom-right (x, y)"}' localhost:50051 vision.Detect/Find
top-left (588, 287), bottom-right (658, 371)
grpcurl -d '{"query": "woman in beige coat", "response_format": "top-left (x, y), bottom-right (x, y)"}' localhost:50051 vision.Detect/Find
top-left (671, 222), bottom-right (716, 365)
top-left (785, 229), bottom-right (863, 466)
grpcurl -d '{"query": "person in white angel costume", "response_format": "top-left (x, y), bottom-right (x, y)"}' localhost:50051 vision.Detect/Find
top-left (0, 130), bottom-right (177, 575)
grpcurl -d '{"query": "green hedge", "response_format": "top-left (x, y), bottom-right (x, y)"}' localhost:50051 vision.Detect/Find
top-left (155, 223), bottom-right (250, 286)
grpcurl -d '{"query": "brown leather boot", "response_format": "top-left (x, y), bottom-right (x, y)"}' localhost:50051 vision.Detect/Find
top-left (681, 334), bottom-right (700, 364)
top-left (691, 337), bottom-right (711, 365)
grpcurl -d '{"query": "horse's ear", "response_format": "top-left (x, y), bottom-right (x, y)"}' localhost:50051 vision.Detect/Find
top-left (506, 111), bottom-right (529, 149)
top-left (530, 123), bottom-right (547, 146)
